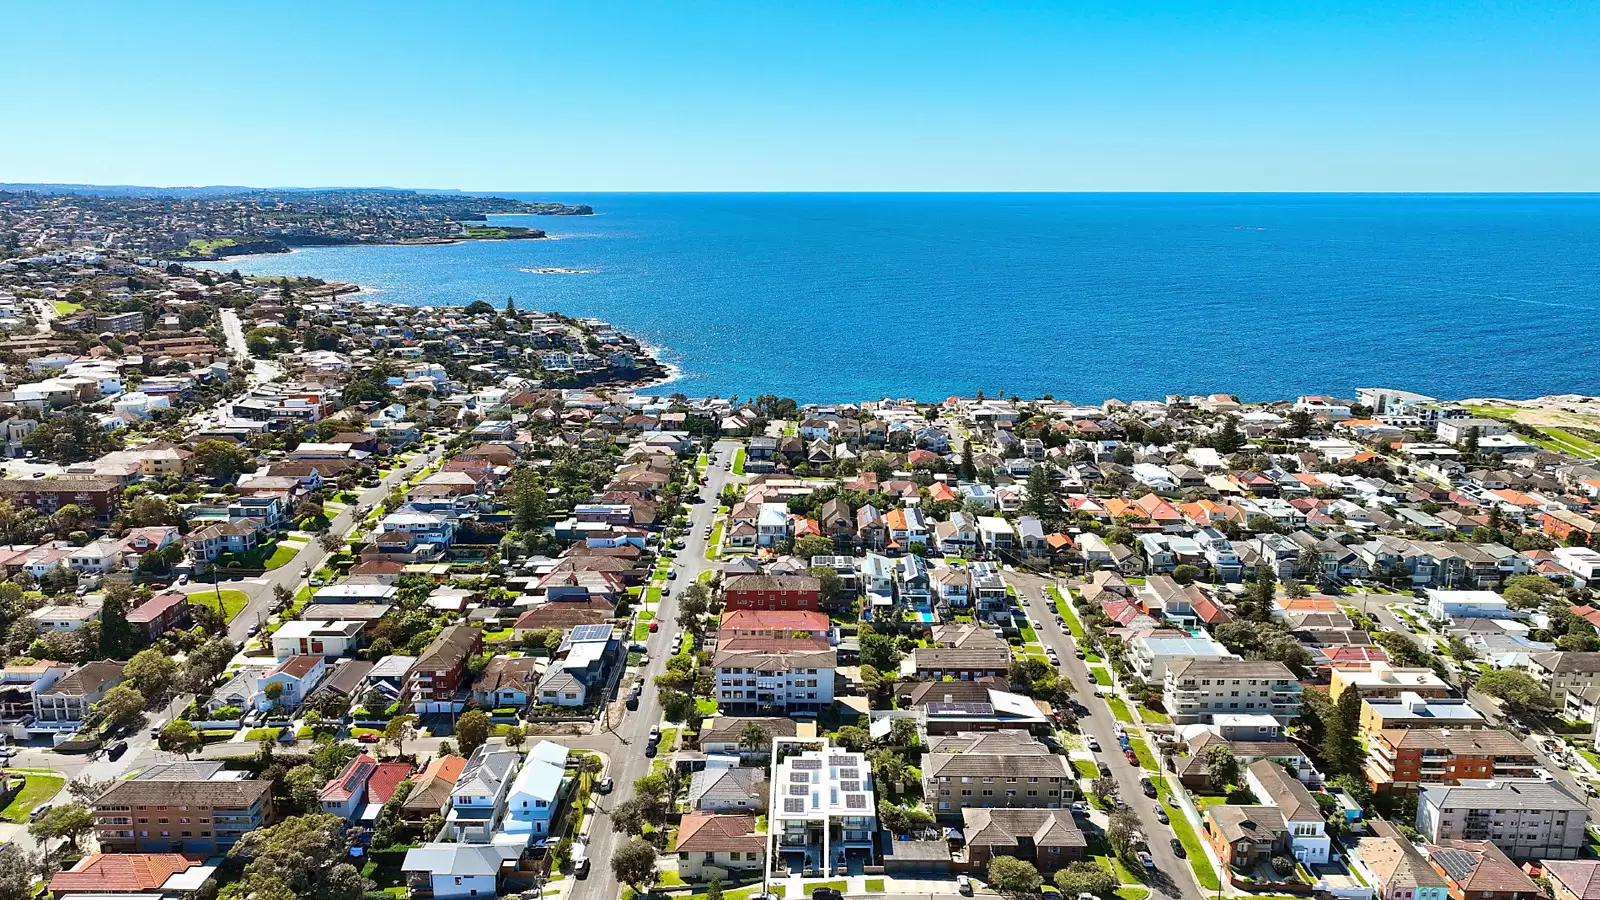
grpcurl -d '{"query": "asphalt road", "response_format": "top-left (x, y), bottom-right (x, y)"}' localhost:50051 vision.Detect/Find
top-left (1006, 570), bottom-right (1203, 900)
top-left (572, 438), bottom-right (740, 900)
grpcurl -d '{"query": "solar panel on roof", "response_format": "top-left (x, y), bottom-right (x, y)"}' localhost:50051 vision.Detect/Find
top-left (783, 798), bottom-right (806, 813)
top-left (569, 624), bottom-right (614, 643)
top-left (845, 794), bottom-right (867, 809)
top-left (1431, 849), bottom-right (1475, 882)
top-left (840, 768), bottom-right (860, 780)
top-left (343, 761), bottom-right (375, 792)
top-left (841, 780), bottom-right (861, 792)
top-left (790, 772), bottom-right (810, 783)
top-left (828, 755), bottom-right (853, 766)
top-left (926, 701), bottom-right (994, 716)
top-left (793, 759), bottom-right (821, 770)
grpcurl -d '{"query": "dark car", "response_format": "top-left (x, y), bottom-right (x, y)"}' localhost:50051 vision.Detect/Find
top-left (812, 890), bottom-right (844, 900)
top-left (575, 858), bottom-right (591, 878)
top-left (1170, 838), bottom-right (1186, 858)
top-left (107, 740), bottom-right (129, 760)
top-left (644, 743), bottom-right (658, 758)
top-left (1099, 762), bottom-right (1111, 776)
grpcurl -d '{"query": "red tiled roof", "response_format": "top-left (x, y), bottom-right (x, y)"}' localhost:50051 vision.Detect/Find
top-left (128, 591), bottom-right (188, 624)
top-left (49, 853), bottom-right (204, 893)
top-left (719, 610), bottom-right (830, 632)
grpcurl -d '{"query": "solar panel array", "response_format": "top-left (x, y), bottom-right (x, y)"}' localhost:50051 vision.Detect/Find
top-left (829, 755), bottom-right (854, 767)
top-left (926, 701), bottom-right (994, 716)
top-left (790, 771), bottom-right (810, 783)
top-left (783, 798), bottom-right (806, 813)
top-left (840, 768), bottom-right (860, 780)
top-left (569, 624), bottom-right (615, 643)
top-left (789, 785), bottom-right (809, 796)
top-left (344, 760), bottom-right (375, 792)
top-left (793, 758), bottom-right (821, 770)
top-left (845, 794), bottom-right (868, 809)
top-left (841, 781), bottom-right (861, 792)
top-left (1431, 850), bottom-right (1476, 882)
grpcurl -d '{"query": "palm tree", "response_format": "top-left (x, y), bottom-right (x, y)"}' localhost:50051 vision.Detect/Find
top-left (738, 722), bottom-right (770, 757)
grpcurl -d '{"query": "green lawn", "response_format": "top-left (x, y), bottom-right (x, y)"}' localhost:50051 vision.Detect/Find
top-left (1128, 736), bottom-right (1156, 770)
top-left (265, 542), bottom-right (301, 569)
top-left (1089, 666), bottom-right (1112, 686)
top-left (1107, 698), bottom-right (1133, 723)
top-left (803, 881), bottom-right (846, 894)
top-left (695, 698), bottom-right (718, 716)
top-left (0, 771), bottom-right (65, 824)
top-left (193, 589), bottom-right (250, 622)
top-left (1074, 759), bottom-right (1102, 778)
top-left (732, 447), bottom-right (747, 475)
top-left (1542, 427), bottom-right (1600, 458)
top-left (1095, 854), bottom-right (1143, 885)
top-left (482, 627), bottom-right (514, 643)
top-left (245, 727), bottom-right (283, 741)
top-left (1117, 889), bottom-right (1151, 900)
top-left (864, 879), bottom-right (886, 892)
top-left (632, 621), bottom-right (650, 641)
top-left (1048, 585), bottom-right (1087, 639)
top-left (1018, 622), bottom-right (1039, 643)
top-left (1154, 776), bottom-right (1221, 891)
top-left (1576, 746), bottom-right (1600, 771)
top-left (52, 299), bottom-right (85, 315)
top-left (690, 887), bottom-right (784, 900)
top-left (705, 521), bottom-right (724, 559)
top-left (646, 586), bottom-right (662, 604)
top-left (1137, 704), bottom-right (1172, 724)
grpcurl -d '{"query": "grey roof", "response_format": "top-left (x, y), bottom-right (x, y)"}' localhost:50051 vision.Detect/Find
top-left (1530, 652), bottom-right (1600, 675)
top-left (452, 746), bottom-right (520, 799)
top-left (689, 765), bottom-right (768, 807)
top-left (403, 842), bottom-right (522, 876)
top-left (1421, 778), bottom-right (1588, 811)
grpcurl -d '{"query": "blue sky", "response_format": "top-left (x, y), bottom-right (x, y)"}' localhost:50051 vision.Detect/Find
top-left (2, 1), bottom-right (1597, 191)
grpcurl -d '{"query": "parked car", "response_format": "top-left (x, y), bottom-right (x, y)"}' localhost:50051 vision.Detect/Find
top-left (957, 875), bottom-right (972, 896)
top-left (599, 777), bottom-right (613, 794)
top-left (812, 889), bottom-right (843, 900)
top-left (107, 740), bottom-right (129, 760)
top-left (648, 621), bottom-right (660, 633)
top-left (1156, 807), bottom-right (1169, 824)
top-left (358, 733), bottom-right (380, 743)
top-left (1099, 762), bottom-right (1111, 776)
top-left (29, 804), bottom-right (51, 822)
top-left (574, 858), bottom-right (590, 878)
top-left (1138, 851), bottom-right (1155, 870)
top-left (668, 571), bottom-right (678, 580)
top-left (1170, 838), bottom-right (1186, 858)
top-left (1087, 738), bottom-right (1100, 752)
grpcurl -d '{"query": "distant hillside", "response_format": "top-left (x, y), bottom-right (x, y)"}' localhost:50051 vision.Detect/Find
top-left (0, 183), bottom-right (468, 198)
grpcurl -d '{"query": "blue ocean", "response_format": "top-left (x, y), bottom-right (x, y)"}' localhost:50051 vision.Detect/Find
top-left (205, 193), bottom-right (1600, 404)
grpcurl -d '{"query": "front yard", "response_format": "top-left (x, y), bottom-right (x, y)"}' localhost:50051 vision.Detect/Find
top-left (0, 770), bottom-right (65, 824)
top-left (192, 588), bottom-right (250, 622)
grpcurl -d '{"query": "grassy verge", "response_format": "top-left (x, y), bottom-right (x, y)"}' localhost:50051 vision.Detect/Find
top-left (1089, 666), bottom-right (1112, 686)
top-left (0, 771), bottom-right (65, 824)
top-left (1128, 736), bottom-right (1156, 769)
top-left (1049, 585), bottom-right (1087, 639)
top-left (1074, 759), bottom-right (1102, 778)
top-left (1137, 704), bottom-right (1171, 724)
top-left (245, 727), bottom-right (283, 741)
top-left (52, 299), bottom-right (86, 315)
top-left (864, 879), bottom-right (885, 892)
top-left (192, 588), bottom-right (250, 622)
top-left (1108, 698), bottom-right (1134, 723)
top-left (732, 447), bottom-right (747, 475)
top-left (803, 881), bottom-right (846, 894)
top-left (1154, 775), bottom-right (1221, 891)
top-left (705, 521), bottom-right (723, 559)
top-left (265, 542), bottom-right (301, 569)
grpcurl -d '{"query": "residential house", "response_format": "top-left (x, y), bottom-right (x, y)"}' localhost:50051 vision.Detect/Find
top-left (1243, 759), bottom-right (1331, 863)
top-left (770, 742), bottom-right (878, 875)
top-left (255, 655), bottom-right (327, 711)
top-left (126, 592), bottom-right (190, 644)
top-left (712, 643), bottom-right (834, 715)
top-left (47, 853), bottom-right (216, 897)
top-left (688, 758), bottom-right (768, 812)
top-left (675, 812), bottom-right (767, 882)
top-left (400, 755), bottom-right (468, 825)
top-left (699, 716), bottom-right (799, 758)
top-left (503, 741), bottom-right (570, 838)
top-left (1130, 633), bottom-right (1233, 681)
top-left (723, 574), bottom-right (822, 612)
top-left (318, 754), bottom-right (412, 823)
top-left (1359, 694), bottom-right (1485, 736)
top-left (444, 745), bottom-right (522, 843)
top-left (473, 657), bottom-right (542, 710)
top-left (1352, 837), bottom-right (1449, 900)
top-left (1204, 804), bottom-right (1290, 871)
top-left (960, 808), bottom-right (1087, 873)
top-left (1425, 840), bottom-right (1541, 900)
top-left (401, 843), bottom-right (522, 900)
top-left (1545, 860), bottom-right (1600, 900)
top-left (33, 660), bottom-right (125, 732)
top-left (270, 619), bottom-right (366, 660)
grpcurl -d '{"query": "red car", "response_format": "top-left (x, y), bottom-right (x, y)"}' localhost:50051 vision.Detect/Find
top-left (1124, 749), bottom-right (1137, 763)
top-left (648, 621), bottom-right (660, 633)
top-left (357, 733), bottom-right (380, 743)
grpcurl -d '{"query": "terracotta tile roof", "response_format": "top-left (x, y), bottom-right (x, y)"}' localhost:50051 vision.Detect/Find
top-left (675, 812), bottom-right (766, 854)
top-left (49, 853), bottom-right (205, 893)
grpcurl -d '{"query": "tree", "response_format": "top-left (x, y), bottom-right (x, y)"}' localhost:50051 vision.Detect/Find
top-left (1054, 861), bottom-right (1118, 898)
top-left (1108, 808), bottom-right (1142, 861)
top-left (504, 725), bottom-right (527, 750)
top-left (987, 856), bottom-right (1043, 895)
top-left (1204, 744), bottom-right (1241, 789)
top-left (835, 725), bottom-right (870, 752)
top-left (1321, 687), bottom-right (1364, 777)
top-left (611, 838), bottom-right (658, 894)
top-left (1090, 776), bottom-right (1118, 806)
top-left (793, 534), bottom-right (834, 561)
top-left (1171, 564), bottom-right (1201, 585)
top-left (739, 722), bottom-right (770, 755)
top-left (960, 441), bottom-right (977, 481)
top-left (0, 843), bottom-right (33, 900)
top-left (1475, 669), bottom-right (1556, 714)
top-left (99, 592), bottom-right (137, 660)
top-left (124, 648), bottom-right (177, 703)
top-left (1026, 463), bottom-right (1055, 518)
top-left (706, 877), bottom-right (724, 900)
top-left (610, 797), bottom-right (650, 836)
top-left (285, 765), bottom-right (324, 812)
top-left (91, 683), bottom-right (147, 733)
top-left (889, 716), bottom-right (921, 749)
top-left (660, 689), bottom-right (694, 722)
top-left (676, 583), bottom-right (711, 629)
top-left (1214, 416), bottom-right (1244, 454)
top-left (159, 720), bottom-right (203, 758)
top-left (227, 813), bottom-right (363, 899)
top-left (382, 714), bottom-right (417, 755)
top-left (1272, 856), bottom-right (1296, 877)
top-left (28, 803), bottom-right (94, 851)
top-left (66, 776), bottom-right (114, 807)
top-left (194, 439), bottom-right (252, 480)
top-left (455, 710), bottom-right (490, 757)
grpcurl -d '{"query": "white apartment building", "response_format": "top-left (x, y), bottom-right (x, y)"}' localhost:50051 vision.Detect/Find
top-left (1162, 658), bottom-right (1303, 725)
top-left (769, 740), bottom-right (877, 879)
top-left (712, 644), bottom-right (835, 716)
